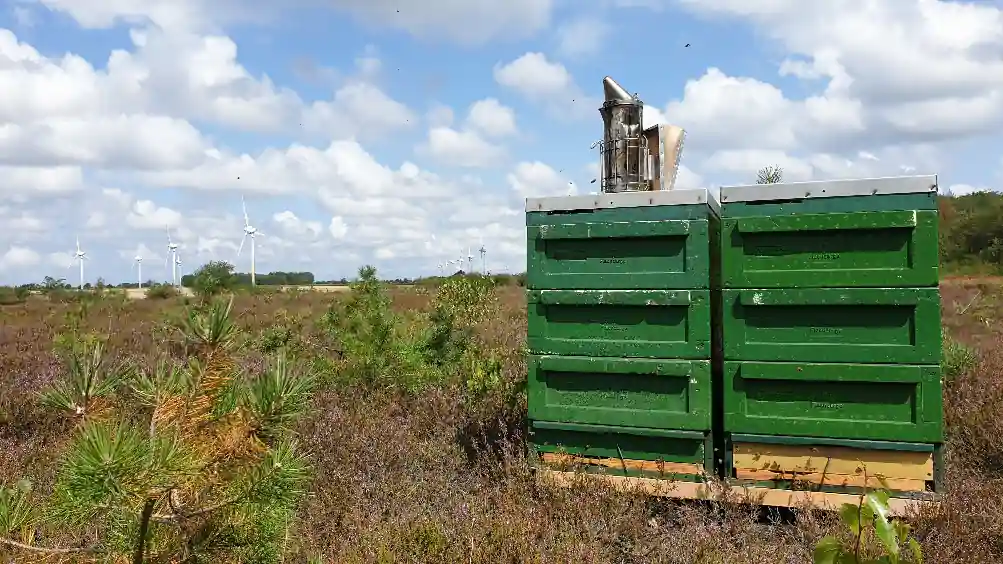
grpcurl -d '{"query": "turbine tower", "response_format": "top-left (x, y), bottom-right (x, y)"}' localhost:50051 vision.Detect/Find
top-left (175, 253), bottom-right (183, 287)
top-left (134, 254), bottom-right (143, 289)
top-left (68, 237), bottom-right (87, 290)
top-left (237, 196), bottom-right (258, 286)
top-left (478, 235), bottom-right (486, 274)
top-left (166, 230), bottom-right (179, 287)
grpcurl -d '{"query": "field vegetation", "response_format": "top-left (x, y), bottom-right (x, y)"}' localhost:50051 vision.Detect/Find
top-left (0, 262), bottom-right (1000, 562)
top-left (0, 180), bottom-right (1000, 562)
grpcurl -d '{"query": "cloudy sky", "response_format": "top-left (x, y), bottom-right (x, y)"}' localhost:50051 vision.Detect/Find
top-left (0, 0), bottom-right (1000, 285)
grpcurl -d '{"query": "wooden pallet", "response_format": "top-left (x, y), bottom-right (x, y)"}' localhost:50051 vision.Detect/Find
top-left (536, 468), bottom-right (937, 517)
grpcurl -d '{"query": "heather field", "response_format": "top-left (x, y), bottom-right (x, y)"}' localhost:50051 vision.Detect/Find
top-left (0, 274), bottom-right (1001, 563)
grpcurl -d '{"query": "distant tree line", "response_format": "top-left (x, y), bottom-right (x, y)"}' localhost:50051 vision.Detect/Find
top-left (181, 270), bottom-right (316, 287)
top-left (939, 190), bottom-right (1003, 274)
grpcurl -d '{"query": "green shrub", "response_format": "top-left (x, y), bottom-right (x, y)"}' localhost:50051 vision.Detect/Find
top-left (942, 335), bottom-right (977, 383)
top-left (319, 265), bottom-right (505, 396)
top-left (0, 286), bottom-right (25, 305)
top-left (145, 283), bottom-right (178, 300)
top-left (1, 299), bottom-right (314, 561)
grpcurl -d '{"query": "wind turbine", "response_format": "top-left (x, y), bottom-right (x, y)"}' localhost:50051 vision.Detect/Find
top-left (175, 253), bottom-right (183, 287)
top-left (478, 235), bottom-right (487, 274)
top-left (165, 230), bottom-right (179, 286)
top-left (466, 245), bottom-right (474, 274)
top-left (237, 196), bottom-right (258, 286)
top-left (67, 237), bottom-right (87, 290)
top-left (133, 254), bottom-right (143, 289)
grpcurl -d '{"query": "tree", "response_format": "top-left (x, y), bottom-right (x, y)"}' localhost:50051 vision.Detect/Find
top-left (757, 165), bottom-right (784, 184)
top-left (0, 298), bottom-right (315, 562)
top-left (190, 260), bottom-right (237, 300)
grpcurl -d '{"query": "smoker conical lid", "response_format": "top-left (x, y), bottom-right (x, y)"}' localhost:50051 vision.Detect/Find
top-left (602, 76), bottom-right (634, 104)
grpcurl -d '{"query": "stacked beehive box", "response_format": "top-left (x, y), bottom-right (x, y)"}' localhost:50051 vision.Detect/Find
top-left (525, 188), bottom-right (720, 486)
top-left (717, 175), bottom-right (944, 502)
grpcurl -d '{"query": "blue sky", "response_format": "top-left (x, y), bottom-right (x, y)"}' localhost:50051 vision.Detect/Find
top-left (0, 0), bottom-right (1000, 286)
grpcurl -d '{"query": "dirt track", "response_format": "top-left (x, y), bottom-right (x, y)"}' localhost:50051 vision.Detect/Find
top-left (122, 284), bottom-right (351, 299)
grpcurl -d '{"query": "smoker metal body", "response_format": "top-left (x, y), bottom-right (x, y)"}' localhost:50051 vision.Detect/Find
top-left (596, 76), bottom-right (686, 193)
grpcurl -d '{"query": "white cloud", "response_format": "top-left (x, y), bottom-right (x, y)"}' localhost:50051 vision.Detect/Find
top-left (127, 200), bottom-right (183, 230)
top-left (652, 0), bottom-right (1003, 152)
top-left (494, 52), bottom-right (575, 99)
top-left (0, 25), bottom-right (414, 189)
top-left (273, 210), bottom-right (323, 240)
top-left (417, 127), bottom-right (507, 168)
top-left (28, 0), bottom-right (213, 31)
top-left (0, 245), bottom-right (40, 269)
top-left (0, 165), bottom-right (84, 199)
top-left (466, 98), bottom-right (517, 137)
top-left (508, 161), bottom-right (573, 199)
top-left (493, 52), bottom-right (597, 119)
top-left (943, 184), bottom-right (998, 197)
top-left (328, 216), bottom-right (348, 239)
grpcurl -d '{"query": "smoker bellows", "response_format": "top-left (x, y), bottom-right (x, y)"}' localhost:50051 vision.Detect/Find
top-left (596, 76), bottom-right (686, 193)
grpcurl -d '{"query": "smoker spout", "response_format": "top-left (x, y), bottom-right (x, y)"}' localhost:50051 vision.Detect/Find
top-left (598, 76), bottom-right (646, 193)
top-left (602, 76), bottom-right (634, 104)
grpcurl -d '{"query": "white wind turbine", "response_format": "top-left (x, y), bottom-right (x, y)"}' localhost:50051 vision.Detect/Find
top-left (67, 237), bottom-right (87, 290)
top-left (466, 245), bottom-right (474, 274)
top-left (175, 252), bottom-right (184, 287)
top-left (478, 235), bottom-right (487, 274)
top-left (165, 230), bottom-right (179, 287)
top-left (236, 196), bottom-right (258, 286)
top-left (133, 253), bottom-right (143, 289)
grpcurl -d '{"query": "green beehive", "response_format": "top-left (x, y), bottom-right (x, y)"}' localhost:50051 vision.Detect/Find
top-left (715, 175), bottom-right (944, 499)
top-left (527, 288), bottom-right (711, 359)
top-left (526, 189), bottom-right (718, 290)
top-left (720, 287), bottom-right (942, 364)
top-left (719, 176), bottom-right (939, 289)
top-left (528, 355), bottom-right (711, 430)
top-left (525, 188), bottom-right (719, 485)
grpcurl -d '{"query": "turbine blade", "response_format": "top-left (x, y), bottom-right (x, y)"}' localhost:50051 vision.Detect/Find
top-left (242, 195), bottom-right (250, 225)
top-left (237, 234), bottom-right (246, 257)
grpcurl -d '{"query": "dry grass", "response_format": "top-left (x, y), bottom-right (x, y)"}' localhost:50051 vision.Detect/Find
top-left (1, 279), bottom-right (1001, 563)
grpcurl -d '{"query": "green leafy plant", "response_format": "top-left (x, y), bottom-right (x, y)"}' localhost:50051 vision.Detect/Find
top-left (814, 484), bottom-right (924, 564)
top-left (41, 336), bottom-right (127, 418)
top-left (463, 350), bottom-right (504, 400)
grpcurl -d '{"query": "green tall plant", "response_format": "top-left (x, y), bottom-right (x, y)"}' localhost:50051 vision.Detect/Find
top-left (814, 482), bottom-right (924, 564)
top-left (1, 297), bottom-right (314, 562)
